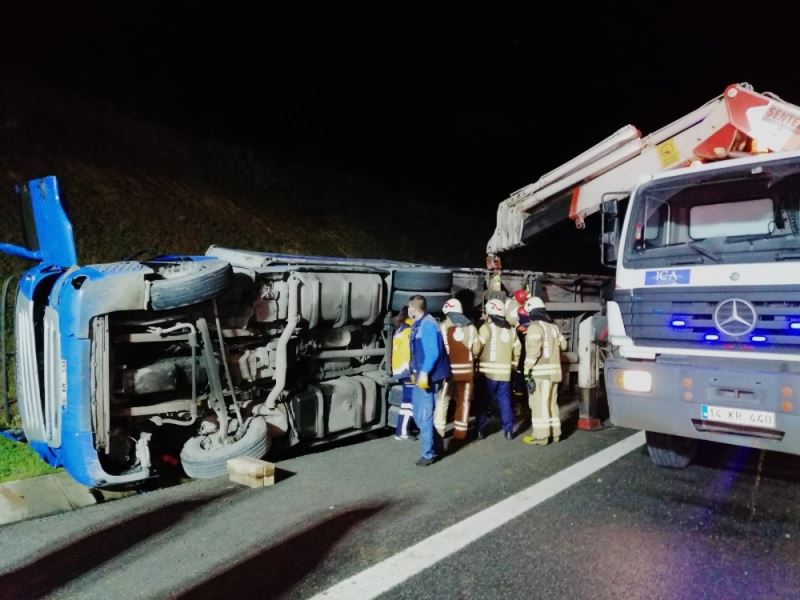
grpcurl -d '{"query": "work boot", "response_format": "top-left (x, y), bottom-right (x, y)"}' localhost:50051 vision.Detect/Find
top-left (523, 435), bottom-right (548, 446)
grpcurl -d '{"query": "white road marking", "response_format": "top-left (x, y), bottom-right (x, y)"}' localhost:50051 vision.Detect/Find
top-left (311, 430), bottom-right (646, 600)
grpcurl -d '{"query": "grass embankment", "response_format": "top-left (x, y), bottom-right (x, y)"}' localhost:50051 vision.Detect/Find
top-left (0, 436), bottom-right (59, 483)
top-left (0, 80), bottom-right (486, 273)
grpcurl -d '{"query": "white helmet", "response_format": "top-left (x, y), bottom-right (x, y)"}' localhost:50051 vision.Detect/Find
top-left (485, 298), bottom-right (505, 317)
top-left (524, 296), bottom-right (546, 312)
top-left (442, 298), bottom-right (463, 315)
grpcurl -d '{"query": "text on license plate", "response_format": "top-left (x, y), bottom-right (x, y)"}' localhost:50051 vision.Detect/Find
top-left (701, 404), bottom-right (776, 429)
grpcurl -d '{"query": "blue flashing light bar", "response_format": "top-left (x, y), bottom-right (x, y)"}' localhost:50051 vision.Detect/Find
top-left (671, 319), bottom-right (687, 327)
top-left (704, 333), bottom-right (720, 341)
top-left (791, 322), bottom-right (800, 330)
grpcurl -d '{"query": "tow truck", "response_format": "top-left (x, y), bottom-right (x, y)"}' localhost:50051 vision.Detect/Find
top-left (488, 83), bottom-right (800, 467)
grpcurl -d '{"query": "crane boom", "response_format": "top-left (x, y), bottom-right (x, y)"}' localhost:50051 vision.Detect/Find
top-left (487, 83), bottom-right (800, 258)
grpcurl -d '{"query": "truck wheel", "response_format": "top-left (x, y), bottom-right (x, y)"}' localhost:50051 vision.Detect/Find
top-left (645, 431), bottom-right (697, 469)
top-left (180, 417), bottom-right (270, 479)
top-left (148, 259), bottom-right (234, 311)
top-left (393, 269), bottom-right (452, 292)
top-left (391, 290), bottom-right (450, 313)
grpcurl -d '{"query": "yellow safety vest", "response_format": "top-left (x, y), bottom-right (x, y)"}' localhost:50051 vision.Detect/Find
top-left (392, 319), bottom-right (413, 379)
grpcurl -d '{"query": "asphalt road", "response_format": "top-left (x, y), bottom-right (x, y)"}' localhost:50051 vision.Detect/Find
top-left (1, 422), bottom-right (799, 599)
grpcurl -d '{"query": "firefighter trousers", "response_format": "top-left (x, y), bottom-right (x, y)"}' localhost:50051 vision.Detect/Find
top-left (435, 379), bottom-right (474, 440)
top-left (476, 377), bottom-right (514, 435)
top-left (528, 378), bottom-right (561, 440)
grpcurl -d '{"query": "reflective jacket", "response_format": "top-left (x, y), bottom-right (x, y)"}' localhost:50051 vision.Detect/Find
top-left (410, 314), bottom-right (451, 384)
top-left (391, 318), bottom-right (413, 381)
top-left (440, 317), bottom-right (481, 383)
top-left (478, 321), bottom-right (521, 382)
top-left (524, 320), bottom-right (567, 382)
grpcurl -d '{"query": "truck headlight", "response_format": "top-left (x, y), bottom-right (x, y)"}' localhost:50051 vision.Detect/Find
top-left (615, 370), bottom-right (652, 393)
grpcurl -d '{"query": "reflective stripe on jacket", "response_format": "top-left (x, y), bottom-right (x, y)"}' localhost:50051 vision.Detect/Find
top-left (524, 320), bottom-right (567, 382)
top-left (478, 322), bottom-right (521, 382)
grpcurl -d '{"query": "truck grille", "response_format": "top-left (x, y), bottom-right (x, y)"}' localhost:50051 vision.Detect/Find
top-left (14, 295), bottom-right (47, 442)
top-left (615, 285), bottom-right (800, 353)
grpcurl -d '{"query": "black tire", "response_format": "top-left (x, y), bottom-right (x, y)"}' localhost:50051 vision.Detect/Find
top-left (391, 290), bottom-right (450, 313)
top-left (149, 259), bottom-right (234, 311)
top-left (387, 405), bottom-right (400, 429)
top-left (393, 269), bottom-right (452, 292)
top-left (180, 417), bottom-right (270, 479)
top-left (388, 385), bottom-right (404, 407)
top-left (645, 431), bottom-right (697, 469)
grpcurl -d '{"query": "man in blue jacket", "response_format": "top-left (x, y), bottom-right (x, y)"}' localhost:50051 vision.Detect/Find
top-left (408, 295), bottom-right (451, 466)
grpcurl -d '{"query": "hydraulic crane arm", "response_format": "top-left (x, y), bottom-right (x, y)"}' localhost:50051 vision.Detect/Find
top-left (487, 83), bottom-right (800, 258)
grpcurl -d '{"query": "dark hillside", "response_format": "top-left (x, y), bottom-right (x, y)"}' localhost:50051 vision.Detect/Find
top-left (0, 80), bottom-right (487, 275)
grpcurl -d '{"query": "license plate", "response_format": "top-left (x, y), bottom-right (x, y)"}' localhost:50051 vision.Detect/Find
top-left (701, 404), bottom-right (776, 429)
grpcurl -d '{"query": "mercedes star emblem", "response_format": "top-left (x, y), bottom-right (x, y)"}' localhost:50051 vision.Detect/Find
top-left (713, 298), bottom-right (757, 337)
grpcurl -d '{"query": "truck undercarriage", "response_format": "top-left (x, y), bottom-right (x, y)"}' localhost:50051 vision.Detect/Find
top-left (2, 189), bottom-right (609, 488)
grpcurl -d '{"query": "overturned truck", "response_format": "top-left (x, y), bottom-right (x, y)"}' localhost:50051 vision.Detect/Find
top-left (1, 177), bottom-right (608, 487)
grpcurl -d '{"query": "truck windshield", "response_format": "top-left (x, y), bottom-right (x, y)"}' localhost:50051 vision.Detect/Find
top-left (623, 157), bottom-right (800, 267)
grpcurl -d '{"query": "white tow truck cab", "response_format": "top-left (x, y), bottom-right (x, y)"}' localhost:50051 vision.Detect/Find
top-left (487, 83), bottom-right (800, 466)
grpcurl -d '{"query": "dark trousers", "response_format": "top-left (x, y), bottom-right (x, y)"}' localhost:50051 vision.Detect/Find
top-left (412, 383), bottom-right (443, 460)
top-left (395, 382), bottom-right (417, 437)
top-left (476, 377), bottom-right (514, 435)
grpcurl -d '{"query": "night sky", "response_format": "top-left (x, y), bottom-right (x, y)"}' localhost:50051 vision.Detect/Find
top-left (2, 2), bottom-right (799, 232)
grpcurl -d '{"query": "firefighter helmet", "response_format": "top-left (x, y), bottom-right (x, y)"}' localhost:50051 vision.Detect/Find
top-left (524, 296), bottom-right (546, 312)
top-left (485, 298), bottom-right (505, 317)
top-left (443, 298), bottom-right (463, 314)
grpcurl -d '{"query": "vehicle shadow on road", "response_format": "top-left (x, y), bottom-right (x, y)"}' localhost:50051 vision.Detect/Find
top-left (693, 441), bottom-right (800, 484)
top-left (0, 490), bottom-right (235, 599)
top-left (174, 501), bottom-right (390, 600)
top-left (275, 430), bottom-right (391, 461)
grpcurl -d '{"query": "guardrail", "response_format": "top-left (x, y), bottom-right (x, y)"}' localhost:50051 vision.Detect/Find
top-left (1, 273), bottom-right (19, 424)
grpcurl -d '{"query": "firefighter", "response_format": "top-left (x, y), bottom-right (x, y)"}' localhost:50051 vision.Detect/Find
top-left (391, 306), bottom-right (417, 440)
top-left (510, 288), bottom-right (530, 325)
top-left (509, 289), bottom-right (531, 422)
top-left (522, 296), bottom-right (567, 445)
top-left (434, 298), bottom-right (482, 441)
top-left (476, 298), bottom-right (521, 440)
top-left (483, 272), bottom-right (507, 306)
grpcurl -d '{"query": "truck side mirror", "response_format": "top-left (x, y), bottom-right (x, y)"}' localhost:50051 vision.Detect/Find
top-left (600, 195), bottom-right (624, 266)
top-left (0, 177), bottom-right (77, 266)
